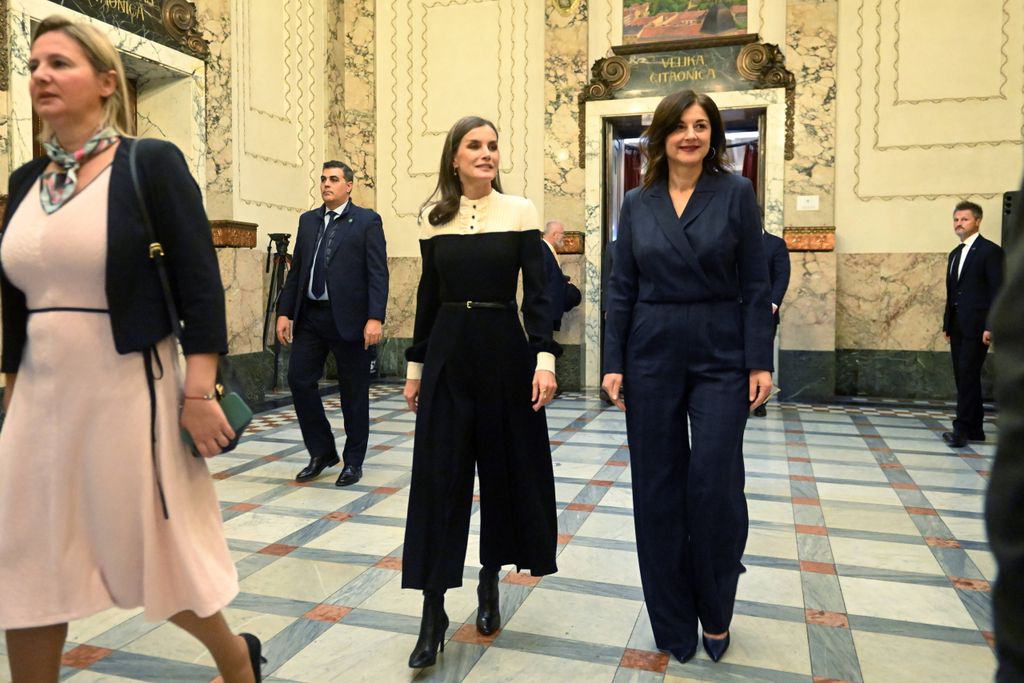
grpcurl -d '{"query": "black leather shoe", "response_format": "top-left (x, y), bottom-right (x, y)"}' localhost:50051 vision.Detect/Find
top-left (702, 632), bottom-right (730, 662)
top-left (967, 430), bottom-right (986, 442)
top-left (664, 645), bottom-right (697, 664)
top-left (240, 633), bottom-right (267, 682)
top-left (335, 464), bottom-right (362, 487)
top-left (476, 567), bottom-right (501, 635)
top-left (752, 403), bottom-right (767, 417)
top-left (409, 591), bottom-right (448, 668)
top-left (295, 454), bottom-right (339, 482)
top-left (941, 431), bottom-right (968, 448)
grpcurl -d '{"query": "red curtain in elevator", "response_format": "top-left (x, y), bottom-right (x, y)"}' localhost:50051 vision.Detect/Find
top-left (624, 145), bottom-right (642, 193)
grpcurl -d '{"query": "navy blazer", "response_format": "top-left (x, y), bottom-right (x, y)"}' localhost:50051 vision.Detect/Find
top-left (943, 234), bottom-right (1003, 339)
top-left (604, 173), bottom-right (773, 374)
top-left (278, 202), bottom-right (389, 342)
top-left (764, 231), bottom-right (791, 325)
top-left (988, 176), bottom-right (1024, 680)
top-left (1, 139), bottom-right (227, 373)
top-left (540, 242), bottom-right (580, 331)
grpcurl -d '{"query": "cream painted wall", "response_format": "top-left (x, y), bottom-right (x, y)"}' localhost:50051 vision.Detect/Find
top-left (230, 0), bottom-right (327, 239)
top-left (835, 0), bottom-right (1024, 253)
top-left (374, 0), bottom-right (547, 258)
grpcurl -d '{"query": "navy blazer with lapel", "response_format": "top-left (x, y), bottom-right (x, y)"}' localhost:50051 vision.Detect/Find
top-left (604, 172), bottom-right (773, 375)
top-left (1, 139), bottom-right (227, 373)
top-left (278, 202), bottom-right (389, 342)
top-left (764, 231), bottom-right (791, 325)
top-left (943, 233), bottom-right (1003, 339)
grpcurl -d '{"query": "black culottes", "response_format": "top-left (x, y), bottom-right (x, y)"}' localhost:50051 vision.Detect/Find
top-left (402, 307), bottom-right (558, 590)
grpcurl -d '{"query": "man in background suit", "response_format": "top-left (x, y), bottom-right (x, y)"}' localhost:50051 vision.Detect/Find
top-left (277, 161), bottom-right (389, 485)
top-left (752, 229), bottom-right (790, 417)
top-left (941, 200), bottom-right (1003, 448)
top-left (987, 178), bottom-right (1024, 683)
top-left (541, 220), bottom-right (582, 331)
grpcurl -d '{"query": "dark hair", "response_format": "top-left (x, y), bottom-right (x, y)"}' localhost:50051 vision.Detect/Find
top-left (419, 116), bottom-right (503, 226)
top-left (954, 200), bottom-right (983, 220)
top-left (640, 90), bottom-right (729, 190)
top-left (322, 160), bottom-right (354, 183)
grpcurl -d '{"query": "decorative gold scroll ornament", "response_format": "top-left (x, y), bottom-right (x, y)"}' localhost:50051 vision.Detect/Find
top-left (552, 0), bottom-right (581, 16)
top-left (736, 42), bottom-right (795, 160)
top-left (162, 0), bottom-right (209, 58)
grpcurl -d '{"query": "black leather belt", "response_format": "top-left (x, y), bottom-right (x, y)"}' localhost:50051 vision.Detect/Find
top-left (442, 300), bottom-right (514, 310)
top-left (306, 298), bottom-right (331, 308)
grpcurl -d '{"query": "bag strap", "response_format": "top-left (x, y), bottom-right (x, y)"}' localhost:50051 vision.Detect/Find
top-left (128, 138), bottom-right (182, 339)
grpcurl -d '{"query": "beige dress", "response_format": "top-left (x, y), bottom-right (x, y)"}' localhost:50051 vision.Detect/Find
top-left (0, 168), bottom-right (238, 629)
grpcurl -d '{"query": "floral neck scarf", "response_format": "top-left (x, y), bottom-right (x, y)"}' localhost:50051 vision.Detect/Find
top-left (40, 127), bottom-right (120, 214)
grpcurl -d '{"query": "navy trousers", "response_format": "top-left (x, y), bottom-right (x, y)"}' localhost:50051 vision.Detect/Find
top-left (624, 301), bottom-right (750, 652)
top-left (288, 303), bottom-right (370, 466)
top-left (949, 312), bottom-right (989, 435)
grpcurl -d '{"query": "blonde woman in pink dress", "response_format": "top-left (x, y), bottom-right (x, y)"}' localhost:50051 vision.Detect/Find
top-left (0, 16), bottom-right (262, 682)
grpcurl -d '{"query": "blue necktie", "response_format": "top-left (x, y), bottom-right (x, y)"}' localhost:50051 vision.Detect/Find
top-left (311, 210), bottom-right (339, 298)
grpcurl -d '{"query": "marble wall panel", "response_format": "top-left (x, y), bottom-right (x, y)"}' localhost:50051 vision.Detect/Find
top-left (342, 0), bottom-right (377, 208)
top-left (783, 0), bottom-right (837, 228)
top-left (780, 251), bottom-right (836, 352)
top-left (836, 253), bottom-right (947, 352)
top-left (557, 254), bottom-right (586, 345)
top-left (544, 1), bottom-right (589, 231)
top-left (195, 0), bottom-right (233, 217)
top-left (325, 0), bottom-right (376, 208)
top-left (0, 91), bottom-right (10, 181)
top-left (386, 256), bottom-right (420, 340)
top-left (218, 248), bottom-right (265, 355)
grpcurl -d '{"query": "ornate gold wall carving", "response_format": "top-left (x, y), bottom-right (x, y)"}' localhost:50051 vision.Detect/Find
top-left (784, 227), bottom-right (836, 252)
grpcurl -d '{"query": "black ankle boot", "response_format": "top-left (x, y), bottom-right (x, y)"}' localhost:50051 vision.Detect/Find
top-left (476, 567), bottom-right (501, 635)
top-left (408, 590), bottom-right (449, 668)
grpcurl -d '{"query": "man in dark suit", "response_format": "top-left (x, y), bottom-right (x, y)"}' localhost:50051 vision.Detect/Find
top-left (752, 229), bottom-right (790, 417)
top-left (541, 220), bottom-right (582, 331)
top-left (941, 200), bottom-right (1003, 448)
top-left (987, 179), bottom-right (1024, 683)
top-left (277, 161), bottom-right (389, 485)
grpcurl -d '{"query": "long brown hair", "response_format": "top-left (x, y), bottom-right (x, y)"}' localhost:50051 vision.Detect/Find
top-left (32, 15), bottom-right (131, 141)
top-left (419, 116), bottom-right (504, 226)
top-left (640, 90), bottom-right (729, 190)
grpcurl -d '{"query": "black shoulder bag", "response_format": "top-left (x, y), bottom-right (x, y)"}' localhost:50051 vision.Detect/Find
top-left (128, 139), bottom-right (252, 463)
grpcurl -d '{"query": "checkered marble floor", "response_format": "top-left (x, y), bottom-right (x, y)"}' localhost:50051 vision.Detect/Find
top-left (3, 386), bottom-right (998, 682)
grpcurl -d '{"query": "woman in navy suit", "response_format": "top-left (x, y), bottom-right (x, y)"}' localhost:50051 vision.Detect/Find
top-left (602, 90), bottom-right (773, 664)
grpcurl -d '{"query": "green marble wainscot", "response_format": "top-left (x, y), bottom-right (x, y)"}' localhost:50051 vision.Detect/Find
top-left (835, 350), bottom-right (995, 401)
top-left (219, 350), bottom-right (275, 407)
top-left (778, 350), bottom-right (836, 402)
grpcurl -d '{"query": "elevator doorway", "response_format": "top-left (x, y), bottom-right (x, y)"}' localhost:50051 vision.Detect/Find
top-left (599, 107), bottom-right (768, 375)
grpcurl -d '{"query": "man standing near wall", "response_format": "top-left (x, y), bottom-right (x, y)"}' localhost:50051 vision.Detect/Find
top-left (277, 161), bottom-right (389, 485)
top-left (941, 201), bottom-right (1003, 448)
top-left (541, 220), bottom-right (582, 332)
top-left (753, 229), bottom-right (790, 417)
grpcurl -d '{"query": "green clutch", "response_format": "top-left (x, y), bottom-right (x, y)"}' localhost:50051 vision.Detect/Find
top-left (181, 389), bottom-right (254, 457)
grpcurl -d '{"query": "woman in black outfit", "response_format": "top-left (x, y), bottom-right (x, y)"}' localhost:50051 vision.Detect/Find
top-left (401, 116), bottom-right (560, 668)
top-left (602, 90), bottom-right (773, 664)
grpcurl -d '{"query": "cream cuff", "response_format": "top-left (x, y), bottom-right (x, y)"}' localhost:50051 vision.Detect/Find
top-left (406, 362), bottom-right (424, 380)
top-left (536, 352), bottom-right (556, 375)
